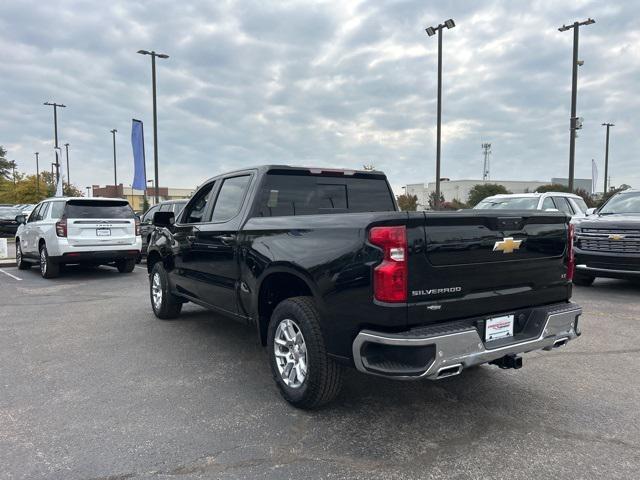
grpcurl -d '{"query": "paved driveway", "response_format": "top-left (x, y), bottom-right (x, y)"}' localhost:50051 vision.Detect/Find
top-left (1, 265), bottom-right (638, 479)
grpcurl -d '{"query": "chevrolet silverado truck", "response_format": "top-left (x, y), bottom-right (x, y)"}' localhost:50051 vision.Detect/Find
top-left (146, 165), bottom-right (582, 408)
top-left (573, 189), bottom-right (640, 285)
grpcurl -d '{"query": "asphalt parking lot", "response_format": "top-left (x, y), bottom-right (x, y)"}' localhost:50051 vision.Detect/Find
top-left (1, 266), bottom-right (639, 480)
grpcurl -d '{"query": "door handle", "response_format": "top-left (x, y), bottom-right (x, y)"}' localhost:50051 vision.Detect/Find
top-left (216, 235), bottom-right (236, 244)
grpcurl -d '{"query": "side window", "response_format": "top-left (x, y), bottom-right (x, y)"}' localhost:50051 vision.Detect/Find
top-left (39, 202), bottom-right (51, 220)
top-left (182, 182), bottom-right (216, 224)
top-left (542, 197), bottom-right (556, 210)
top-left (211, 175), bottom-right (251, 223)
top-left (159, 203), bottom-right (172, 212)
top-left (553, 197), bottom-right (574, 215)
top-left (142, 205), bottom-right (159, 223)
top-left (50, 202), bottom-right (65, 220)
top-left (173, 203), bottom-right (186, 214)
top-left (28, 204), bottom-right (42, 223)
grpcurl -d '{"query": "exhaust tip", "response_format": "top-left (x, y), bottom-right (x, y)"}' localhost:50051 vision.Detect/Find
top-left (436, 363), bottom-right (463, 379)
top-left (553, 337), bottom-right (569, 348)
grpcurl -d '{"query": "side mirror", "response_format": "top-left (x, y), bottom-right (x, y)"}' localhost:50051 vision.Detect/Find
top-left (134, 214), bottom-right (141, 222)
top-left (585, 207), bottom-right (597, 215)
top-left (153, 211), bottom-right (175, 228)
top-left (15, 214), bottom-right (27, 225)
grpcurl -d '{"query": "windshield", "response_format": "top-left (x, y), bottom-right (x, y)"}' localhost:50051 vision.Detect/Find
top-left (599, 192), bottom-right (640, 215)
top-left (0, 207), bottom-right (20, 218)
top-left (475, 197), bottom-right (539, 210)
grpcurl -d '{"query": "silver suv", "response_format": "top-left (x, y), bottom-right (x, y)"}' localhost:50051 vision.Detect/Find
top-left (14, 197), bottom-right (141, 278)
top-left (474, 192), bottom-right (589, 219)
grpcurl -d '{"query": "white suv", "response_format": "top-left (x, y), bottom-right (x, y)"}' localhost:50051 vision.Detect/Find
top-left (14, 197), bottom-right (142, 278)
top-left (474, 192), bottom-right (589, 219)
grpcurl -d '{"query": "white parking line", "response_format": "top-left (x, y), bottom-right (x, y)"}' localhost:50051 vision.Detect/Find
top-left (0, 268), bottom-right (22, 281)
top-left (135, 266), bottom-right (147, 271)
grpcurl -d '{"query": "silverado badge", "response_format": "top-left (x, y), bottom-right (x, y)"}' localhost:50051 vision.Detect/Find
top-left (493, 237), bottom-right (522, 254)
top-left (608, 234), bottom-right (625, 240)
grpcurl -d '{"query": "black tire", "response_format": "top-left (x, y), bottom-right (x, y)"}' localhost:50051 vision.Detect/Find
top-left (15, 242), bottom-right (30, 270)
top-left (150, 262), bottom-right (182, 319)
top-left (573, 272), bottom-right (595, 286)
top-left (116, 258), bottom-right (136, 273)
top-left (267, 297), bottom-right (343, 409)
top-left (39, 244), bottom-right (59, 279)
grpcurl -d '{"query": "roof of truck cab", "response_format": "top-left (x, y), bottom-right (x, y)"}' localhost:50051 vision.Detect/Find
top-left (208, 165), bottom-right (385, 177)
top-left (38, 197), bottom-right (131, 202)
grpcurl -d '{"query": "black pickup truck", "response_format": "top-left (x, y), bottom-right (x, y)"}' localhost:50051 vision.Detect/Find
top-left (146, 165), bottom-right (582, 408)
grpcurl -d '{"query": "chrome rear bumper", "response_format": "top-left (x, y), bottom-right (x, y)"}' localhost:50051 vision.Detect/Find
top-left (352, 303), bottom-right (582, 380)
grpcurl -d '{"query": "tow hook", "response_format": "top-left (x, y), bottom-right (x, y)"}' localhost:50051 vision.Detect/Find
top-left (490, 354), bottom-right (523, 370)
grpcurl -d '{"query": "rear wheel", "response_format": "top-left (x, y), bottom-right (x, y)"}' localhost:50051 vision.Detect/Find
top-left (150, 262), bottom-right (182, 319)
top-left (116, 258), bottom-right (136, 273)
top-left (267, 297), bottom-right (343, 409)
top-left (39, 244), bottom-right (59, 279)
top-left (16, 242), bottom-right (30, 270)
top-left (573, 272), bottom-right (595, 286)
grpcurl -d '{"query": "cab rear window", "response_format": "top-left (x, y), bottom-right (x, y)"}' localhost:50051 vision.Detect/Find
top-left (253, 172), bottom-right (396, 217)
top-left (64, 200), bottom-right (134, 219)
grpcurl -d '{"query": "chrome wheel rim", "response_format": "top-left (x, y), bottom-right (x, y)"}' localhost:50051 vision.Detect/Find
top-left (274, 319), bottom-right (308, 389)
top-left (40, 249), bottom-right (46, 275)
top-left (152, 272), bottom-right (163, 311)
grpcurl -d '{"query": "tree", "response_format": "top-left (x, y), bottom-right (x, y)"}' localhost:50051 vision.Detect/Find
top-left (142, 194), bottom-right (150, 213)
top-left (573, 188), bottom-right (596, 208)
top-left (396, 194), bottom-right (418, 211)
top-left (428, 191), bottom-right (444, 210)
top-left (467, 184), bottom-right (511, 207)
top-left (0, 145), bottom-right (14, 180)
top-left (535, 184), bottom-right (570, 193)
top-left (449, 198), bottom-right (469, 210)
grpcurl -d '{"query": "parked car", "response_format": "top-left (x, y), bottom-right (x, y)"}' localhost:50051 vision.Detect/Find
top-left (146, 165), bottom-right (581, 408)
top-left (573, 189), bottom-right (640, 285)
top-left (139, 199), bottom-right (188, 256)
top-left (14, 197), bottom-right (141, 278)
top-left (0, 206), bottom-right (22, 236)
top-left (474, 192), bottom-right (588, 219)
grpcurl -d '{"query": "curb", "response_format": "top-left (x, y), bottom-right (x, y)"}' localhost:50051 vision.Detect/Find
top-left (0, 262), bottom-right (17, 268)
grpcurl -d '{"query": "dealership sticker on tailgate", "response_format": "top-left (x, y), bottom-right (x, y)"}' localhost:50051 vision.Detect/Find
top-left (485, 314), bottom-right (514, 341)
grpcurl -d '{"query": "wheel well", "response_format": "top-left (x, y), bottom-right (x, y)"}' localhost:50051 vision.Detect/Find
top-left (146, 250), bottom-right (162, 274)
top-left (38, 238), bottom-right (46, 250)
top-left (257, 272), bottom-right (313, 346)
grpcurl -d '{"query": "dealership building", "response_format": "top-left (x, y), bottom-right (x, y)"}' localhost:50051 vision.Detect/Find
top-left (405, 177), bottom-right (592, 209)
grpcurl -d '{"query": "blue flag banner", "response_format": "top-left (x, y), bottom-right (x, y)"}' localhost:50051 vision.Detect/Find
top-left (131, 119), bottom-right (147, 191)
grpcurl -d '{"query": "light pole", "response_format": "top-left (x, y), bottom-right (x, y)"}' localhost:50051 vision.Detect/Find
top-left (110, 129), bottom-right (118, 196)
top-left (43, 101), bottom-right (66, 185)
top-left (425, 19), bottom-right (455, 210)
top-left (11, 161), bottom-right (17, 203)
top-left (64, 143), bottom-right (70, 187)
top-left (602, 123), bottom-right (614, 194)
top-left (558, 18), bottom-right (595, 191)
top-left (35, 152), bottom-right (40, 196)
top-left (137, 49), bottom-right (169, 205)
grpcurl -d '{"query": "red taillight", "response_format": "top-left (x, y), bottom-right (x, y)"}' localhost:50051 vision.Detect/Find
top-left (135, 217), bottom-right (141, 236)
top-left (56, 218), bottom-right (67, 237)
top-left (369, 226), bottom-right (407, 303)
top-left (567, 223), bottom-right (575, 281)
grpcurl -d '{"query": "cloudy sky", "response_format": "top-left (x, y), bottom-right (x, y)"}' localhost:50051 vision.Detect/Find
top-left (1, 0), bottom-right (638, 195)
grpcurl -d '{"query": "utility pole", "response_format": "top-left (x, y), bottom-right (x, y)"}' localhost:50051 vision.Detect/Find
top-left (111, 129), bottom-right (118, 197)
top-left (481, 143), bottom-right (491, 181)
top-left (425, 19), bottom-right (455, 210)
top-left (35, 152), bottom-right (40, 196)
top-left (64, 143), bottom-right (70, 188)
top-left (602, 123), bottom-right (614, 194)
top-left (137, 49), bottom-right (169, 205)
top-left (558, 18), bottom-right (595, 191)
top-left (43, 102), bottom-right (66, 184)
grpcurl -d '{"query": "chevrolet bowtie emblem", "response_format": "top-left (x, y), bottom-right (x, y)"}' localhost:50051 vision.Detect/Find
top-left (493, 237), bottom-right (522, 254)
top-left (608, 234), bottom-right (625, 240)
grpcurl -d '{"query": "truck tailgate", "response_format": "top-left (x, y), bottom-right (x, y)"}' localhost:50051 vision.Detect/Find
top-left (406, 211), bottom-right (570, 327)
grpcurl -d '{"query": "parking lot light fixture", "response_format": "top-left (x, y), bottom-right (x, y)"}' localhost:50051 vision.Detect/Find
top-left (137, 49), bottom-right (169, 205)
top-left (558, 18), bottom-right (595, 191)
top-left (424, 19), bottom-right (456, 210)
top-left (111, 129), bottom-right (118, 196)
